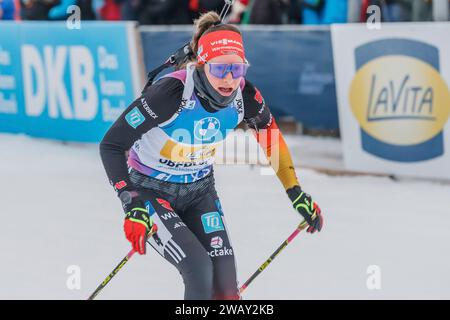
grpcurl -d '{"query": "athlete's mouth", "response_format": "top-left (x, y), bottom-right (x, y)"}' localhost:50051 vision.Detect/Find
top-left (218, 87), bottom-right (233, 95)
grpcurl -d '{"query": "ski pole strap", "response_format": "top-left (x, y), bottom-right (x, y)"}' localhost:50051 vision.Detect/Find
top-left (87, 227), bottom-right (157, 300)
top-left (239, 220), bottom-right (308, 294)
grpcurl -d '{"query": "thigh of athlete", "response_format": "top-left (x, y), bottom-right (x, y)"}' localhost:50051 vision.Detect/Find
top-left (181, 188), bottom-right (240, 300)
top-left (138, 188), bottom-right (215, 300)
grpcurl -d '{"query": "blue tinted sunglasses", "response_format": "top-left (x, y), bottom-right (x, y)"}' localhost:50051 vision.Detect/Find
top-left (207, 63), bottom-right (250, 79)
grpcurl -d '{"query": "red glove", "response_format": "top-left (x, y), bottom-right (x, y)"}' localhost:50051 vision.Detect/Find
top-left (120, 190), bottom-right (156, 254)
top-left (124, 210), bottom-right (155, 254)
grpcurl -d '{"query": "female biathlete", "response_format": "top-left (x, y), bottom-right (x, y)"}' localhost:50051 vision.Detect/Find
top-left (99, 12), bottom-right (324, 300)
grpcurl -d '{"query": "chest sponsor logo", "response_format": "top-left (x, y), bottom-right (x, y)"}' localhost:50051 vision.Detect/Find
top-left (159, 158), bottom-right (208, 168)
top-left (194, 117), bottom-right (221, 142)
top-left (160, 140), bottom-right (216, 162)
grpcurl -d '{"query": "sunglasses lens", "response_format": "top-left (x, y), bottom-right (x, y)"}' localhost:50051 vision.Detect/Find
top-left (209, 64), bottom-right (228, 78)
top-left (230, 64), bottom-right (248, 78)
top-left (209, 63), bottom-right (249, 79)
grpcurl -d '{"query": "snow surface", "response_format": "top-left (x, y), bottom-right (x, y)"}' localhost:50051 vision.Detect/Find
top-left (1, 133), bottom-right (450, 300)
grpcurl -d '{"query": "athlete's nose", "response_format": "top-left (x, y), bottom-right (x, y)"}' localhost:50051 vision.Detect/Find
top-left (222, 72), bottom-right (234, 84)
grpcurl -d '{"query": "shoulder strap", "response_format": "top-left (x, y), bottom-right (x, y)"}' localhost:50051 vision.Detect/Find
top-left (156, 64), bottom-right (196, 128)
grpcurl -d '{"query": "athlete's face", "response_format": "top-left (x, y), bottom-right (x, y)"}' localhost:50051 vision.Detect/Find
top-left (204, 55), bottom-right (244, 97)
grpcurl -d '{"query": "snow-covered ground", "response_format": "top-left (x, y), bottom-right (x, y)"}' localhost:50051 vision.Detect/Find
top-left (1, 132), bottom-right (450, 300)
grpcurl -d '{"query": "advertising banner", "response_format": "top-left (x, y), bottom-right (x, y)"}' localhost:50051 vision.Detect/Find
top-left (0, 22), bottom-right (144, 142)
top-left (332, 23), bottom-right (450, 179)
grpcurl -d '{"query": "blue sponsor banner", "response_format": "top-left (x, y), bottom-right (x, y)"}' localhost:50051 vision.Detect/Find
top-left (0, 23), bottom-right (24, 133)
top-left (0, 21), bottom-right (141, 142)
top-left (140, 26), bottom-right (338, 130)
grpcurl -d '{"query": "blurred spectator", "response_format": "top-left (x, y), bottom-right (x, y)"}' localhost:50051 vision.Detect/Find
top-left (357, 0), bottom-right (434, 23)
top-left (228, 0), bottom-right (248, 24)
top-left (138, 0), bottom-right (190, 24)
top-left (14, 0), bottom-right (21, 19)
top-left (97, 0), bottom-right (121, 20)
top-left (301, 0), bottom-right (348, 24)
top-left (9, 0), bottom-right (448, 23)
top-left (49, 0), bottom-right (95, 20)
top-left (20, 0), bottom-right (59, 20)
top-left (20, 0), bottom-right (95, 20)
top-left (116, 0), bottom-right (139, 20)
top-left (345, 0), bottom-right (363, 22)
top-left (372, 0), bottom-right (431, 22)
top-left (380, 0), bottom-right (411, 21)
top-left (47, 0), bottom-right (75, 19)
top-left (249, 0), bottom-right (289, 24)
top-left (359, 0), bottom-right (368, 22)
top-left (189, 0), bottom-right (225, 20)
top-left (320, 0), bottom-right (347, 23)
top-left (301, 0), bottom-right (323, 24)
top-left (196, 0), bottom-right (224, 13)
top-left (287, 0), bottom-right (301, 23)
top-left (0, 0), bottom-right (16, 19)
top-left (411, 0), bottom-right (432, 21)
top-left (91, 0), bottom-right (102, 18)
top-left (77, 0), bottom-right (95, 19)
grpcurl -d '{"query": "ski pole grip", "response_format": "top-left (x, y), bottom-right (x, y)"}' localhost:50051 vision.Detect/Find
top-left (299, 220), bottom-right (308, 229)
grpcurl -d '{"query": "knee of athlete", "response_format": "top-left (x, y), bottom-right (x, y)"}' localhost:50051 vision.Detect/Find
top-left (212, 257), bottom-right (240, 300)
top-left (181, 252), bottom-right (214, 295)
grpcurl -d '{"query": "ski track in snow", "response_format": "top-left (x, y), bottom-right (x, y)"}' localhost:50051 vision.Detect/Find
top-left (1, 133), bottom-right (449, 299)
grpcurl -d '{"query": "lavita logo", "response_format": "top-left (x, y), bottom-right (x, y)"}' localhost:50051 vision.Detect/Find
top-left (349, 39), bottom-right (450, 162)
top-left (22, 45), bottom-right (98, 120)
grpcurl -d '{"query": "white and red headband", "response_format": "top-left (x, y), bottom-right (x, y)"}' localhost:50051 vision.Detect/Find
top-left (197, 30), bottom-right (246, 64)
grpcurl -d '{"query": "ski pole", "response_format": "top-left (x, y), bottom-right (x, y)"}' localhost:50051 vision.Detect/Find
top-left (239, 220), bottom-right (308, 294)
top-left (87, 226), bottom-right (157, 300)
top-left (219, 0), bottom-right (235, 20)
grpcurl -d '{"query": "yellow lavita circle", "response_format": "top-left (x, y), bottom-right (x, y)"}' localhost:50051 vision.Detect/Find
top-left (349, 55), bottom-right (450, 145)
